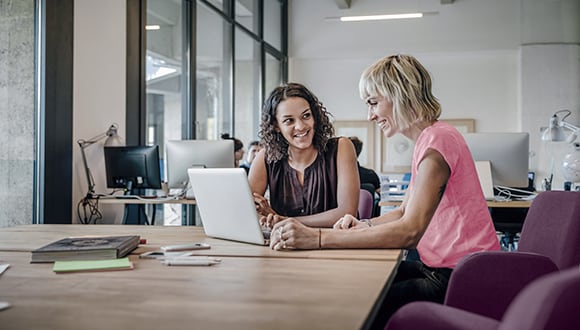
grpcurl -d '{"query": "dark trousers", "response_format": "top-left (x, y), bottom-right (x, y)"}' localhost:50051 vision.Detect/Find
top-left (371, 260), bottom-right (453, 329)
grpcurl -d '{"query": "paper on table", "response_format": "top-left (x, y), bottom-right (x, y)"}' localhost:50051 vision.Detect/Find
top-left (0, 263), bottom-right (9, 275)
top-left (53, 257), bottom-right (133, 273)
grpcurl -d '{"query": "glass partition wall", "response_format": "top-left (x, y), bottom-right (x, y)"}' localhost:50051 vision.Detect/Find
top-left (140, 0), bottom-right (287, 225)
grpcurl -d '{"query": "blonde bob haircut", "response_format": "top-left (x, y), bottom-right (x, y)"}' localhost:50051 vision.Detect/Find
top-left (359, 54), bottom-right (441, 130)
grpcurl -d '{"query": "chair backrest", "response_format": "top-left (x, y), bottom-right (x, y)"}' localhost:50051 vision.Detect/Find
top-left (499, 267), bottom-right (580, 330)
top-left (444, 251), bottom-right (558, 320)
top-left (517, 191), bottom-right (580, 269)
top-left (358, 189), bottom-right (374, 219)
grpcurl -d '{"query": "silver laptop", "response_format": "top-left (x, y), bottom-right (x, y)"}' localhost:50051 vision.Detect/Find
top-left (187, 168), bottom-right (270, 245)
top-left (474, 161), bottom-right (495, 201)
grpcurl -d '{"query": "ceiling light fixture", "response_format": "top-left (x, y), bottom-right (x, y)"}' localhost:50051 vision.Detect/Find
top-left (341, 13), bottom-right (422, 21)
top-left (327, 11), bottom-right (438, 22)
top-left (145, 25), bottom-right (161, 30)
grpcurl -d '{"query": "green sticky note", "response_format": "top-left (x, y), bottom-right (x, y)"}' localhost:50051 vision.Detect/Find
top-left (53, 257), bottom-right (133, 273)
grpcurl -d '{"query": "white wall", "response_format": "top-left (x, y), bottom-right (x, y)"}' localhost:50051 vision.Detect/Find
top-left (73, 0), bottom-right (126, 223)
top-left (288, 0), bottom-right (580, 190)
top-left (521, 44), bottom-right (580, 190)
top-left (69, 0), bottom-right (579, 220)
top-left (290, 51), bottom-right (520, 174)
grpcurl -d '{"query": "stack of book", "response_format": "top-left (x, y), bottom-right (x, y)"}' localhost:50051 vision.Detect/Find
top-left (31, 235), bottom-right (140, 263)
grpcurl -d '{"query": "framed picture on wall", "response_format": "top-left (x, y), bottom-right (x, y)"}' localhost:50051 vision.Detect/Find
top-left (441, 118), bottom-right (476, 133)
top-left (334, 120), bottom-right (375, 169)
top-left (380, 118), bottom-right (476, 173)
top-left (380, 134), bottom-right (413, 173)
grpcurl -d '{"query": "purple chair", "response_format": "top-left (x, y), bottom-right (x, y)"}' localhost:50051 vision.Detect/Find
top-left (443, 252), bottom-right (557, 320)
top-left (385, 267), bottom-right (580, 330)
top-left (442, 191), bottom-right (580, 320)
top-left (358, 189), bottom-right (374, 220)
top-left (516, 191), bottom-right (580, 269)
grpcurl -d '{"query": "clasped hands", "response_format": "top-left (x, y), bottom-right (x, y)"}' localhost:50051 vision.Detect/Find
top-left (269, 214), bottom-right (369, 251)
top-left (254, 193), bottom-right (369, 251)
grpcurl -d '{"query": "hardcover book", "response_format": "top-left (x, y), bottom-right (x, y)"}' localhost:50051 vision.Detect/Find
top-left (31, 235), bottom-right (140, 263)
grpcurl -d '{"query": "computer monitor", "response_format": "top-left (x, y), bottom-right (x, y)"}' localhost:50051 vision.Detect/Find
top-left (463, 132), bottom-right (529, 188)
top-left (103, 145), bottom-right (162, 194)
top-left (165, 139), bottom-right (234, 189)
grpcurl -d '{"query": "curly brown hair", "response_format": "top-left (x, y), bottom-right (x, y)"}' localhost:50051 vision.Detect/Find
top-left (259, 83), bottom-right (334, 163)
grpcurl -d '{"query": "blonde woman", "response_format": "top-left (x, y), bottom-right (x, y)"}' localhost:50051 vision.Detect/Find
top-left (269, 55), bottom-right (500, 324)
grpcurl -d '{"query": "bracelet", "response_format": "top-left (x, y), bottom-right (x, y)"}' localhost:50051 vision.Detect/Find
top-left (361, 219), bottom-right (373, 227)
top-left (318, 228), bottom-right (322, 249)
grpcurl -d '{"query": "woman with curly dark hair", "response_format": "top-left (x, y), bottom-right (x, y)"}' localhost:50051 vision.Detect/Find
top-left (248, 83), bottom-right (360, 230)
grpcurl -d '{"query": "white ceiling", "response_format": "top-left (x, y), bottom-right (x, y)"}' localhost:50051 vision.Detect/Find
top-left (289, 0), bottom-right (579, 59)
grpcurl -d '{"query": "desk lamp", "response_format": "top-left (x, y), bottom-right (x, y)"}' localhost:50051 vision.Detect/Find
top-left (77, 124), bottom-right (124, 223)
top-left (541, 110), bottom-right (580, 144)
top-left (541, 110), bottom-right (580, 189)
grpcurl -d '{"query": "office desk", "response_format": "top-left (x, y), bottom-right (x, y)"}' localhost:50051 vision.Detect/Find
top-left (379, 199), bottom-right (533, 208)
top-left (0, 225), bottom-right (402, 330)
top-left (97, 196), bottom-right (197, 205)
top-left (93, 196), bottom-right (196, 225)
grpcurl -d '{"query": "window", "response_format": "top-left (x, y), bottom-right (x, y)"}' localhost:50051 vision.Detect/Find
top-left (135, 0), bottom-right (287, 225)
top-left (197, 2), bottom-right (232, 140)
top-left (234, 26), bottom-right (260, 147)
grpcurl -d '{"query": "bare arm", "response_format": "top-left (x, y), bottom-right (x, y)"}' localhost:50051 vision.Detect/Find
top-left (247, 149), bottom-right (279, 219)
top-left (277, 148), bottom-right (450, 250)
top-left (248, 149), bottom-right (268, 195)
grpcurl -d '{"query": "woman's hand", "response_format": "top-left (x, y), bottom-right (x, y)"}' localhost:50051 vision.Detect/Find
top-left (333, 214), bottom-right (366, 230)
top-left (270, 218), bottom-right (321, 251)
top-left (253, 193), bottom-right (276, 217)
top-left (259, 213), bottom-right (287, 228)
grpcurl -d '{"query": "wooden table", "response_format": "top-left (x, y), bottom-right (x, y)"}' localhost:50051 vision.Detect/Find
top-left (0, 225), bottom-right (402, 330)
top-left (0, 225), bottom-right (402, 261)
top-left (379, 199), bottom-right (533, 208)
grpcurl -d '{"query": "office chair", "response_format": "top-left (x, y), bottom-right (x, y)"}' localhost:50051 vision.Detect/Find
top-left (490, 207), bottom-right (527, 251)
top-left (385, 266), bottom-right (580, 330)
top-left (361, 182), bottom-right (380, 217)
top-left (358, 189), bottom-right (374, 220)
top-left (443, 251), bottom-right (558, 320)
top-left (443, 191), bottom-right (580, 320)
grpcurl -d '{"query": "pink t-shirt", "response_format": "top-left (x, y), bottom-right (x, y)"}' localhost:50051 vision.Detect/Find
top-left (410, 121), bottom-right (500, 268)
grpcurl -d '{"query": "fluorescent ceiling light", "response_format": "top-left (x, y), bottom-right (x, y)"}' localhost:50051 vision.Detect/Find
top-left (327, 11), bottom-right (438, 22)
top-left (145, 25), bottom-right (161, 30)
top-left (340, 13), bottom-right (423, 21)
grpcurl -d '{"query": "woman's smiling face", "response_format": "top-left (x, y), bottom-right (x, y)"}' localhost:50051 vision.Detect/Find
top-left (366, 95), bottom-right (397, 138)
top-left (275, 97), bottom-right (315, 150)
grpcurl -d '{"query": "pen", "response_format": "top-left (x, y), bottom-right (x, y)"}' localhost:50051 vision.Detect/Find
top-left (161, 257), bottom-right (221, 266)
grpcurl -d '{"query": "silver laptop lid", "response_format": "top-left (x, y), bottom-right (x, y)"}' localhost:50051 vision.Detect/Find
top-left (187, 168), bottom-right (267, 245)
top-left (475, 161), bottom-right (495, 201)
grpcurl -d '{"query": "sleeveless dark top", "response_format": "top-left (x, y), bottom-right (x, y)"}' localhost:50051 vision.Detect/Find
top-left (265, 137), bottom-right (339, 217)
